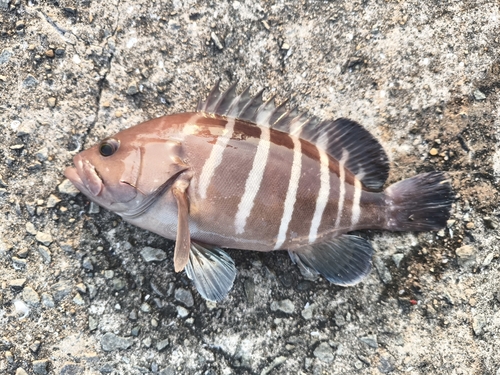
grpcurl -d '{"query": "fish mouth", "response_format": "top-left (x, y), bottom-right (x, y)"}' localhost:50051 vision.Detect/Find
top-left (64, 155), bottom-right (103, 197)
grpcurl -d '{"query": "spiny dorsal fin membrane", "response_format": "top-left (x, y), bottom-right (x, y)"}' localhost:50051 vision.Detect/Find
top-left (197, 82), bottom-right (390, 190)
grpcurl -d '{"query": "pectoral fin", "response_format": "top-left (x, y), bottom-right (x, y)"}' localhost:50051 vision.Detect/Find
top-left (185, 242), bottom-right (236, 302)
top-left (172, 180), bottom-right (191, 272)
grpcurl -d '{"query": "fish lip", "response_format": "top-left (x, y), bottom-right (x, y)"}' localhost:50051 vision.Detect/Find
top-left (65, 155), bottom-right (103, 197)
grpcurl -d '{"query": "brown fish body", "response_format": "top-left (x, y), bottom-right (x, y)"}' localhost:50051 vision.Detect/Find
top-left (107, 112), bottom-right (384, 252)
top-left (65, 83), bottom-right (453, 301)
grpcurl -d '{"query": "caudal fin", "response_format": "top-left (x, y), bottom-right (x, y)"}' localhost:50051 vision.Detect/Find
top-left (385, 172), bottom-right (453, 231)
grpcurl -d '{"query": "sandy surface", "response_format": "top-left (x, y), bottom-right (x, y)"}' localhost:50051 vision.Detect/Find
top-left (1, 1), bottom-right (499, 374)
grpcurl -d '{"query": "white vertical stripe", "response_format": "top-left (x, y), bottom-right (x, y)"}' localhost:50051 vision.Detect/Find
top-left (274, 136), bottom-right (302, 249)
top-left (198, 118), bottom-right (235, 199)
top-left (351, 178), bottom-right (363, 228)
top-left (234, 127), bottom-right (271, 234)
top-left (335, 149), bottom-right (349, 229)
top-left (308, 144), bottom-right (330, 243)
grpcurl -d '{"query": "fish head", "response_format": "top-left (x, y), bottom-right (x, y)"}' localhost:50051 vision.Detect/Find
top-left (64, 124), bottom-right (189, 214)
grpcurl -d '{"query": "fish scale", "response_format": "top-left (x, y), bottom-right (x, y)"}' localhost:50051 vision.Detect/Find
top-left (65, 83), bottom-right (453, 302)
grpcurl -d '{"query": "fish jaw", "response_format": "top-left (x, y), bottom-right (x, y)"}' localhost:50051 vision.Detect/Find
top-left (64, 154), bottom-right (103, 197)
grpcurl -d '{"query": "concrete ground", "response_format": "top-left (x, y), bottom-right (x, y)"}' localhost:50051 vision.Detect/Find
top-left (0, 0), bottom-right (499, 374)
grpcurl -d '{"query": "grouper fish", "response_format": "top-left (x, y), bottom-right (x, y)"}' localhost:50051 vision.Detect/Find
top-left (64, 82), bottom-right (453, 301)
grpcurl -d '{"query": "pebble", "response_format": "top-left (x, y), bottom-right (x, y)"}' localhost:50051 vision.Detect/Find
top-left (82, 257), bottom-right (93, 270)
top-left (58, 179), bottom-right (80, 196)
top-left (89, 201), bottom-right (100, 214)
top-left (73, 293), bottom-right (85, 305)
top-left (211, 32), bottom-right (224, 49)
top-left (23, 74), bottom-right (39, 88)
top-left (9, 278), bottom-right (26, 291)
top-left (156, 338), bottom-right (169, 351)
top-left (51, 280), bottom-right (72, 301)
top-left (176, 305), bottom-right (189, 318)
top-left (12, 256), bottom-right (27, 268)
top-left (47, 97), bottom-right (57, 107)
top-left (392, 253), bottom-right (404, 268)
top-left (131, 326), bottom-right (140, 336)
top-left (41, 293), bottom-right (55, 308)
top-left (23, 286), bottom-right (40, 305)
top-left (13, 300), bottom-right (30, 318)
top-left (60, 242), bottom-right (74, 253)
top-left (140, 303), bottom-right (151, 313)
top-left (359, 335), bottom-right (378, 348)
top-left (455, 245), bottom-right (476, 267)
top-left (465, 222), bottom-right (475, 229)
top-left (0, 48), bottom-right (13, 64)
top-left (35, 231), bottom-right (53, 246)
top-left (60, 363), bottom-right (85, 375)
top-left (33, 359), bottom-right (49, 375)
top-left (46, 194), bottom-right (61, 208)
top-left (129, 310), bottom-right (138, 321)
top-left (301, 303), bottom-right (315, 320)
top-left (429, 148), bottom-right (438, 156)
top-left (16, 368), bottom-right (28, 375)
top-left (16, 247), bottom-right (29, 258)
top-left (270, 299), bottom-right (295, 314)
top-left (175, 288), bottom-right (194, 307)
top-left (75, 283), bottom-right (87, 294)
top-left (100, 332), bottom-right (134, 351)
top-left (473, 89), bottom-right (486, 100)
top-left (26, 222), bottom-right (37, 235)
top-left (89, 316), bottom-right (98, 331)
top-left (104, 270), bottom-right (114, 279)
top-left (17, 120), bottom-right (35, 136)
top-left (373, 256), bottom-right (392, 284)
top-left (113, 278), bottom-right (126, 291)
top-left (30, 340), bottom-right (41, 353)
top-left (378, 356), bottom-right (395, 373)
top-left (313, 342), bottom-right (335, 363)
top-left (472, 315), bottom-right (485, 336)
top-left (37, 245), bottom-right (52, 263)
top-left (482, 253), bottom-right (495, 267)
top-left (281, 42), bottom-right (290, 50)
top-left (140, 247), bottom-right (167, 262)
top-left (127, 81), bottom-right (139, 95)
top-left (143, 337), bottom-right (152, 348)
top-left (45, 49), bottom-right (55, 58)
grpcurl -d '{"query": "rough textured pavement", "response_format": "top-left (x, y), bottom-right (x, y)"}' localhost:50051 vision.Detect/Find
top-left (1, 1), bottom-right (499, 374)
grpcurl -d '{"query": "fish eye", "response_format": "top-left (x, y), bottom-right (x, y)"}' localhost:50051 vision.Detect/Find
top-left (99, 139), bottom-right (119, 157)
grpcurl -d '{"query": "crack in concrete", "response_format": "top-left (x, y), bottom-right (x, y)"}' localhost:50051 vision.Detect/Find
top-left (80, 0), bottom-right (122, 148)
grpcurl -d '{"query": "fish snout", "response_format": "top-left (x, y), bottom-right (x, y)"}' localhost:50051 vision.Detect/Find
top-left (69, 155), bottom-right (103, 197)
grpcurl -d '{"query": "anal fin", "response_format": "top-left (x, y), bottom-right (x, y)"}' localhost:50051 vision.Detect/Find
top-left (290, 235), bottom-right (373, 286)
top-left (185, 242), bottom-right (236, 302)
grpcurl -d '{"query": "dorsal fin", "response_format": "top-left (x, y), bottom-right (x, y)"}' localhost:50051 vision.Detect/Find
top-left (197, 83), bottom-right (389, 190)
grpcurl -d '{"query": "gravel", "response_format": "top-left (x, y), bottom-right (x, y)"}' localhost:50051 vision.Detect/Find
top-left (100, 333), bottom-right (134, 352)
top-left (140, 246), bottom-right (167, 262)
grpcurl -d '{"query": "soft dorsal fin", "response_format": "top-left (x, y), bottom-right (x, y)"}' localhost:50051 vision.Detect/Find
top-left (197, 82), bottom-right (389, 190)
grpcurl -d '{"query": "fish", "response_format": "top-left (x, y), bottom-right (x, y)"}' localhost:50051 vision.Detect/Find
top-left (64, 82), bottom-right (453, 302)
